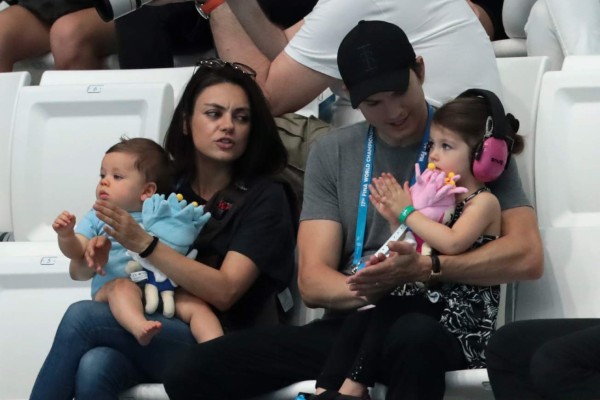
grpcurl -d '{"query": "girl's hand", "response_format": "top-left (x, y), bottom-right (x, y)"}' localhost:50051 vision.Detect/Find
top-left (53, 211), bottom-right (76, 237)
top-left (370, 173), bottom-right (412, 217)
top-left (93, 200), bottom-right (153, 254)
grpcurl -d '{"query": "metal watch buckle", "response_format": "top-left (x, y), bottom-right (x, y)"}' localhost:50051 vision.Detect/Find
top-left (194, 0), bottom-right (209, 19)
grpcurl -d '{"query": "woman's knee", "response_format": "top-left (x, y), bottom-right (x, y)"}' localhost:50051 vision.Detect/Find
top-left (76, 347), bottom-right (140, 399)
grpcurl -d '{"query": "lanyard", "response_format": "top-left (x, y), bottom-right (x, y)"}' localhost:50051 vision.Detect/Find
top-left (353, 104), bottom-right (434, 267)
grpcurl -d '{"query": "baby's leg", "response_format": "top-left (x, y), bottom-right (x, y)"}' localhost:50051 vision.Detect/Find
top-left (175, 289), bottom-right (223, 343)
top-left (95, 278), bottom-right (161, 346)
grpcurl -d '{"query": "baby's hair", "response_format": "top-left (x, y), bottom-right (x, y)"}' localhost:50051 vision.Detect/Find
top-left (432, 96), bottom-right (524, 155)
top-left (105, 137), bottom-right (172, 194)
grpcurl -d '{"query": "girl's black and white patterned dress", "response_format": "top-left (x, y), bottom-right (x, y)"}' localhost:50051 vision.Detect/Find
top-left (436, 187), bottom-right (499, 369)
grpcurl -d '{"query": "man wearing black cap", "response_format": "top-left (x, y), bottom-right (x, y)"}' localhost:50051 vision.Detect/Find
top-left (163, 20), bottom-right (542, 400)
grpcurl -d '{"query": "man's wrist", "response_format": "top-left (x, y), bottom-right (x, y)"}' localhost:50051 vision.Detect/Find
top-left (195, 0), bottom-right (225, 19)
top-left (426, 253), bottom-right (443, 288)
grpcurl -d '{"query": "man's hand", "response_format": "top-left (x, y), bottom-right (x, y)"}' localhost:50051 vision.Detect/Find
top-left (346, 240), bottom-right (426, 297)
top-left (85, 236), bottom-right (111, 275)
top-left (53, 211), bottom-right (76, 237)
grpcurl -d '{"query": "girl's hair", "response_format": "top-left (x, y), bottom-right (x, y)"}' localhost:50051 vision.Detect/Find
top-left (106, 137), bottom-right (172, 194)
top-left (432, 96), bottom-right (524, 155)
top-left (163, 62), bottom-right (288, 185)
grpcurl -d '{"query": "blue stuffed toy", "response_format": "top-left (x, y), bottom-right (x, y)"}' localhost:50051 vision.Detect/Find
top-left (127, 193), bottom-right (211, 318)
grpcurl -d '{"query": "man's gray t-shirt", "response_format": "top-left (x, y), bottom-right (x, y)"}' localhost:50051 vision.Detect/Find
top-left (300, 121), bottom-right (530, 274)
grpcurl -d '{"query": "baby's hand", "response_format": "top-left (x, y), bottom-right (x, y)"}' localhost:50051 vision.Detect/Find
top-left (85, 236), bottom-right (111, 276)
top-left (53, 211), bottom-right (76, 237)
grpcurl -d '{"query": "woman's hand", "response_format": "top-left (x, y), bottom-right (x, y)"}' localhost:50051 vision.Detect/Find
top-left (93, 200), bottom-right (153, 253)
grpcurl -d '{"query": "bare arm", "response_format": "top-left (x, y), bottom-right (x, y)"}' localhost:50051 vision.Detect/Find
top-left (405, 192), bottom-right (501, 255)
top-left (348, 206), bottom-right (542, 294)
top-left (146, 244), bottom-right (260, 311)
top-left (438, 206), bottom-right (543, 285)
top-left (210, 2), bottom-right (333, 115)
top-left (93, 200), bottom-right (260, 311)
top-left (297, 220), bottom-right (368, 310)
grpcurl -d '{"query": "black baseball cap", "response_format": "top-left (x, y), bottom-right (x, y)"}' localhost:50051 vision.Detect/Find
top-left (337, 20), bottom-right (416, 108)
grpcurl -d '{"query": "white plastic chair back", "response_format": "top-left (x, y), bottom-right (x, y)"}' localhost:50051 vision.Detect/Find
top-left (561, 55), bottom-right (600, 72)
top-left (40, 67), bottom-right (195, 104)
top-left (496, 56), bottom-right (550, 208)
top-left (0, 71), bottom-right (30, 233)
top-left (516, 69), bottom-right (600, 320)
top-left (10, 83), bottom-right (174, 241)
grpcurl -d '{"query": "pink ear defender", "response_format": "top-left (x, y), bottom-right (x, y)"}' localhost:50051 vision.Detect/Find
top-left (459, 89), bottom-right (515, 183)
top-left (472, 136), bottom-right (509, 182)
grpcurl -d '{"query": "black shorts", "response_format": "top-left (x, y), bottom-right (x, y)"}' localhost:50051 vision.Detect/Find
top-left (16, 0), bottom-right (94, 25)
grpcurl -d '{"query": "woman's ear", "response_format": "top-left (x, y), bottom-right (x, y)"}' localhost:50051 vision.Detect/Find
top-left (141, 182), bottom-right (158, 201)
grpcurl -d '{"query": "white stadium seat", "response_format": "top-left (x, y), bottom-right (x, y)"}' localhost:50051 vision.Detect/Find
top-left (9, 83), bottom-right (173, 241)
top-left (40, 67), bottom-right (195, 105)
top-left (0, 81), bottom-right (174, 400)
top-left (515, 69), bottom-right (600, 321)
top-left (561, 55), bottom-right (600, 72)
top-left (0, 242), bottom-right (89, 400)
top-left (0, 71), bottom-right (30, 233)
top-left (496, 56), bottom-right (550, 211)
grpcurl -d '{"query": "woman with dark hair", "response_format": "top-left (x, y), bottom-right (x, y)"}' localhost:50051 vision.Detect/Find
top-left (29, 58), bottom-right (297, 400)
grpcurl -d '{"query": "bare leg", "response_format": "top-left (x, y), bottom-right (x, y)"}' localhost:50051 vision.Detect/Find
top-left (0, 5), bottom-right (50, 72)
top-left (95, 278), bottom-right (162, 346)
top-left (175, 289), bottom-right (223, 343)
top-left (50, 8), bottom-right (116, 70)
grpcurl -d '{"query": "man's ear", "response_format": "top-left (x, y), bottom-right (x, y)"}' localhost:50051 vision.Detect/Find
top-left (415, 56), bottom-right (425, 84)
top-left (141, 182), bottom-right (157, 201)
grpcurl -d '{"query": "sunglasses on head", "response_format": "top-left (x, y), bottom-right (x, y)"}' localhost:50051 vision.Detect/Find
top-left (194, 58), bottom-right (257, 79)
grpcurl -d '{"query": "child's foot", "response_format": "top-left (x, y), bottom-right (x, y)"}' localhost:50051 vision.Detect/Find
top-left (135, 320), bottom-right (162, 346)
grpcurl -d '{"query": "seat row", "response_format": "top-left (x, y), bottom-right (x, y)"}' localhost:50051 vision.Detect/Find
top-left (4, 54), bottom-right (600, 399)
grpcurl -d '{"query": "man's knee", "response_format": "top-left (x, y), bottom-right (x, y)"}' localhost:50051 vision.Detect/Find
top-left (530, 341), bottom-right (575, 398)
top-left (487, 321), bottom-right (534, 370)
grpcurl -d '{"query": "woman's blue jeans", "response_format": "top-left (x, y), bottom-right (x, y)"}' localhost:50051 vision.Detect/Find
top-left (30, 300), bottom-right (196, 400)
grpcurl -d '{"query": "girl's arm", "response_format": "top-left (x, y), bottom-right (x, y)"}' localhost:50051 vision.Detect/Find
top-left (405, 192), bottom-right (501, 255)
